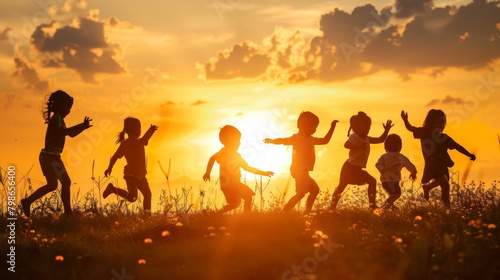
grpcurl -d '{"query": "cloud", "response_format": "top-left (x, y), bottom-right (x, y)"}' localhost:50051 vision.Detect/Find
top-left (199, 0), bottom-right (500, 83)
top-left (426, 95), bottom-right (464, 106)
top-left (192, 100), bottom-right (207, 106)
top-left (30, 11), bottom-right (131, 82)
top-left (12, 46), bottom-right (49, 91)
top-left (0, 27), bottom-right (10, 41)
top-left (393, 0), bottom-right (434, 19)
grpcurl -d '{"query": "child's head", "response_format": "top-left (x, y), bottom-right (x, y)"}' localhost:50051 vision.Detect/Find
top-left (43, 90), bottom-right (73, 123)
top-left (219, 125), bottom-right (241, 149)
top-left (384, 134), bottom-right (402, 153)
top-left (297, 111), bottom-right (319, 135)
top-left (117, 117), bottom-right (141, 143)
top-left (423, 109), bottom-right (446, 131)
top-left (348, 111), bottom-right (371, 137)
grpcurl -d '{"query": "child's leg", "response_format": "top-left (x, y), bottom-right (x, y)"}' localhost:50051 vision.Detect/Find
top-left (360, 172), bottom-right (378, 209)
top-left (220, 188), bottom-right (241, 213)
top-left (284, 171), bottom-right (309, 212)
top-left (103, 183), bottom-right (130, 199)
top-left (284, 192), bottom-right (306, 212)
top-left (59, 171), bottom-right (72, 215)
top-left (330, 183), bottom-right (348, 211)
top-left (137, 178), bottom-right (152, 211)
top-left (21, 176), bottom-right (58, 218)
top-left (435, 176), bottom-right (451, 208)
top-left (422, 180), bottom-right (440, 201)
top-left (381, 182), bottom-right (401, 209)
top-left (305, 178), bottom-right (320, 214)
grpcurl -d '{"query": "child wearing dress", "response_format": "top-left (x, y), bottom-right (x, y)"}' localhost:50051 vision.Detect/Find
top-left (401, 109), bottom-right (475, 208)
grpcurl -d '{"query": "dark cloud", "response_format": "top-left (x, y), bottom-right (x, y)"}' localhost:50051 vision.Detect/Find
top-left (12, 48), bottom-right (49, 91)
top-left (30, 15), bottom-right (128, 82)
top-left (393, 0), bottom-right (434, 19)
top-left (0, 27), bottom-right (10, 41)
top-left (199, 0), bottom-right (500, 83)
top-left (200, 41), bottom-right (270, 80)
top-left (426, 95), bottom-right (464, 106)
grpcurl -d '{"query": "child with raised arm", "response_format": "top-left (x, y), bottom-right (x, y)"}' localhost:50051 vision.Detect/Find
top-left (203, 125), bottom-right (274, 213)
top-left (330, 112), bottom-right (393, 211)
top-left (103, 117), bottom-right (157, 213)
top-left (375, 134), bottom-right (417, 211)
top-left (21, 90), bottom-right (92, 217)
top-left (264, 111), bottom-right (338, 214)
top-left (401, 109), bottom-right (475, 208)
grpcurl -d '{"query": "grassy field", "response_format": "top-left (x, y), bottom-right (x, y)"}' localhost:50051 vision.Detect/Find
top-left (1, 180), bottom-right (500, 280)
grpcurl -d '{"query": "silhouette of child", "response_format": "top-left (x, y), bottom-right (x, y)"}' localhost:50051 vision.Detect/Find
top-left (103, 117), bottom-right (157, 213)
top-left (203, 125), bottom-right (274, 213)
top-left (330, 112), bottom-right (393, 211)
top-left (375, 134), bottom-right (417, 210)
top-left (264, 111), bottom-right (338, 214)
top-left (21, 90), bottom-right (92, 217)
top-left (401, 109), bottom-right (475, 208)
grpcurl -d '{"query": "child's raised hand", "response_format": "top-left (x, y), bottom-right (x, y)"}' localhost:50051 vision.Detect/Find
top-left (263, 138), bottom-right (272, 144)
top-left (150, 125), bottom-right (158, 131)
top-left (83, 116), bottom-right (93, 128)
top-left (470, 154), bottom-right (476, 161)
top-left (383, 120), bottom-right (393, 131)
top-left (331, 120), bottom-right (339, 127)
top-left (401, 111), bottom-right (408, 121)
top-left (203, 173), bottom-right (210, 182)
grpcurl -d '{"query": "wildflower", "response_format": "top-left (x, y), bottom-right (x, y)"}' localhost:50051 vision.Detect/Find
top-left (175, 222), bottom-right (183, 227)
top-left (114, 221), bottom-right (120, 226)
top-left (138, 259), bottom-right (146, 264)
top-left (29, 229), bottom-right (35, 234)
top-left (414, 215), bottom-right (422, 221)
top-left (394, 238), bottom-right (403, 244)
top-left (313, 243), bottom-right (321, 248)
top-left (487, 223), bottom-right (496, 229)
top-left (321, 234), bottom-right (329, 239)
top-left (315, 230), bottom-right (323, 236)
top-left (209, 232), bottom-right (216, 237)
top-left (223, 232), bottom-right (231, 237)
top-left (219, 227), bottom-right (227, 231)
top-left (55, 255), bottom-right (64, 262)
top-left (161, 230), bottom-right (170, 237)
top-left (207, 226), bottom-right (214, 231)
top-left (144, 238), bottom-right (153, 244)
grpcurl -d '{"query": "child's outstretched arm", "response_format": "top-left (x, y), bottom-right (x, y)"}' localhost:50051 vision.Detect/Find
top-left (66, 116), bottom-right (92, 137)
top-left (369, 120), bottom-right (393, 144)
top-left (401, 111), bottom-right (416, 132)
top-left (141, 125), bottom-right (158, 146)
top-left (316, 120), bottom-right (339, 145)
top-left (104, 150), bottom-right (120, 177)
top-left (453, 143), bottom-right (476, 161)
top-left (264, 137), bottom-right (291, 145)
top-left (243, 165), bottom-right (274, 177)
top-left (203, 154), bottom-right (217, 182)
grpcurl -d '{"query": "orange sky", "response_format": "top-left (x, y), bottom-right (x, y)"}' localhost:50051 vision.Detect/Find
top-left (1, 0), bottom-right (499, 211)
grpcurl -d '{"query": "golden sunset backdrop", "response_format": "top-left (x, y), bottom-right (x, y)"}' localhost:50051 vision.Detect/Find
top-left (1, 0), bottom-right (499, 210)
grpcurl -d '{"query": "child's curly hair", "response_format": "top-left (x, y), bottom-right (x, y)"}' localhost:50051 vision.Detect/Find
top-left (42, 90), bottom-right (73, 124)
top-left (384, 134), bottom-right (402, 152)
top-left (348, 111), bottom-right (371, 136)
